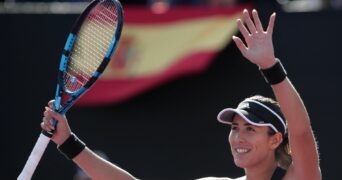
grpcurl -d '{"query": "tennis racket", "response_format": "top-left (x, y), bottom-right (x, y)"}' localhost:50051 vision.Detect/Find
top-left (18, 0), bottom-right (123, 179)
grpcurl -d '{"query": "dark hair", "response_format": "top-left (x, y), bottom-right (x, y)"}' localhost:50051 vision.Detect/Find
top-left (246, 95), bottom-right (292, 169)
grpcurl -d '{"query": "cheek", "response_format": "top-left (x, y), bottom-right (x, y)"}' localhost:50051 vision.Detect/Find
top-left (254, 137), bottom-right (272, 151)
top-left (228, 133), bottom-right (234, 150)
top-left (228, 131), bottom-right (234, 144)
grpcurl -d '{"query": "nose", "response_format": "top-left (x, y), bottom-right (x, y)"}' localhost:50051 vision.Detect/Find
top-left (231, 131), bottom-right (246, 144)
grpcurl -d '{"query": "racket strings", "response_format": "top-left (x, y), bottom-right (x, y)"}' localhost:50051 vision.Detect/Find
top-left (65, 0), bottom-right (119, 92)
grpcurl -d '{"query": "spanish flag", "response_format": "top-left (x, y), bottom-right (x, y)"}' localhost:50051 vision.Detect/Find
top-left (76, 4), bottom-right (251, 106)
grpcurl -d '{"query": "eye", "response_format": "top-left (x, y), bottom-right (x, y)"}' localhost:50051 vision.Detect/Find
top-left (231, 126), bottom-right (238, 131)
top-left (246, 126), bottom-right (255, 132)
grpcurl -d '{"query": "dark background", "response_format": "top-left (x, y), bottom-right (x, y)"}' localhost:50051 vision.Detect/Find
top-left (4, 1), bottom-right (342, 180)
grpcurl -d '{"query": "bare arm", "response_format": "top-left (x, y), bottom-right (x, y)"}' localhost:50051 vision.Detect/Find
top-left (41, 100), bottom-right (137, 180)
top-left (73, 148), bottom-right (136, 180)
top-left (272, 77), bottom-right (320, 179)
top-left (232, 9), bottom-right (321, 179)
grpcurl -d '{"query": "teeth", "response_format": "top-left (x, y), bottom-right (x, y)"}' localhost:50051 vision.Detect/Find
top-left (236, 148), bottom-right (249, 153)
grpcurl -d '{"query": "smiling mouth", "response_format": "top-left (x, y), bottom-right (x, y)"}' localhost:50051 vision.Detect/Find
top-left (235, 148), bottom-right (251, 154)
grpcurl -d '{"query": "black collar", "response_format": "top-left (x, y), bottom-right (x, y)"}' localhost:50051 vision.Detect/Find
top-left (271, 167), bottom-right (286, 180)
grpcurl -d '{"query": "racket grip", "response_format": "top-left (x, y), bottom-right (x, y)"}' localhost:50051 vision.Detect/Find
top-left (17, 132), bottom-right (51, 180)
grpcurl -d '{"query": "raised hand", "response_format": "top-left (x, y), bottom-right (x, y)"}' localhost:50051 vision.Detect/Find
top-left (233, 9), bottom-right (277, 69)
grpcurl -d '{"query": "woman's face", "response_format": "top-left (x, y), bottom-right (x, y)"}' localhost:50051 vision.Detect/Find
top-left (228, 115), bottom-right (279, 168)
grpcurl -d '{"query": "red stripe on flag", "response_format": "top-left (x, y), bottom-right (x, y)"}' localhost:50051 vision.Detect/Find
top-left (124, 4), bottom-right (253, 24)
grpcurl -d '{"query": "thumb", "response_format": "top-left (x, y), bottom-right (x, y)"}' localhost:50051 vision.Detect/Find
top-left (232, 36), bottom-right (248, 58)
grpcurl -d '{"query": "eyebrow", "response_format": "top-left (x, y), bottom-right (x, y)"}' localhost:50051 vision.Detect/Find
top-left (231, 122), bottom-right (252, 126)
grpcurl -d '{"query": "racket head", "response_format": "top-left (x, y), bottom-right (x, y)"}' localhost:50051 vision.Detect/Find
top-left (54, 0), bottom-right (123, 113)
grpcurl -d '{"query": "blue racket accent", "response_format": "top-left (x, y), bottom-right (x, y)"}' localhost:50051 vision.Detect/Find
top-left (74, 87), bottom-right (87, 97)
top-left (54, 95), bottom-right (62, 111)
top-left (59, 55), bottom-right (68, 71)
top-left (63, 33), bottom-right (76, 51)
top-left (93, 71), bottom-right (101, 78)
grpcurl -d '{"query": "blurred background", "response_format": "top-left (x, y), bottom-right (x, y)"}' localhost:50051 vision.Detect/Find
top-left (3, 0), bottom-right (342, 179)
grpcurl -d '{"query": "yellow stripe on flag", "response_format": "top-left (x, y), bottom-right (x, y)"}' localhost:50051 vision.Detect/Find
top-left (102, 14), bottom-right (240, 79)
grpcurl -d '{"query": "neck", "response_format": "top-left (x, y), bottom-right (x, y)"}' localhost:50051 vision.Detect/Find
top-left (244, 155), bottom-right (278, 180)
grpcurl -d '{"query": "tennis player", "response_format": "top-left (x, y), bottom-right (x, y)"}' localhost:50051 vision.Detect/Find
top-left (41, 9), bottom-right (321, 180)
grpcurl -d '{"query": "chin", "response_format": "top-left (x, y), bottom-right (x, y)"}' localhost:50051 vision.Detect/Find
top-left (233, 158), bottom-right (255, 169)
top-left (234, 159), bottom-right (248, 168)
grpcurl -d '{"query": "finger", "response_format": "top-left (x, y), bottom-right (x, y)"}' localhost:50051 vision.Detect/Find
top-left (252, 9), bottom-right (264, 32)
top-left (44, 107), bottom-right (57, 126)
top-left (41, 119), bottom-right (54, 132)
top-left (41, 122), bottom-right (50, 131)
top-left (48, 100), bottom-right (54, 108)
top-left (232, 36), bottom-right (248, 56)
top-left (43, 116), bottom-right (55, 130)
top-left (44, 106), bottom-right (52, 117)
top-left (242, 9), bottom-right (257, 34)
top-left (237, 19), bottom-right (250, 42)
top-left (44, 107), bottom-right (64, 129)
top-left (266, 12), bottom-right (276, 35)
top-left (46, 109), bottom-right (67, 127)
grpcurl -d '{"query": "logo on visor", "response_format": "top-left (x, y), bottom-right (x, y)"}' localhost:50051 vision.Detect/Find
top-left (238, 102), bottom-right (250, 109)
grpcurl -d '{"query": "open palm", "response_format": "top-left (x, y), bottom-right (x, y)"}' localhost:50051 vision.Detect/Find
top-left (233, 9), bottom-right (276, 69)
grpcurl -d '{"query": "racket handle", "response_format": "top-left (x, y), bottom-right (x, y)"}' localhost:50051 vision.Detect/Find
top-left (17, 132), bottom-right (51, 180)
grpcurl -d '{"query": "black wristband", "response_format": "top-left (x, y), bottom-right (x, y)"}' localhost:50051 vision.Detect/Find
top-left (260, 59), bottom-right (287, 85)
top-left (58, 133), bottom-right (86, 160)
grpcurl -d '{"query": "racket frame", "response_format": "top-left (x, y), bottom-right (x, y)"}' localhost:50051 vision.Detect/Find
top-left (18, 1), bottom-right (123, 179)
